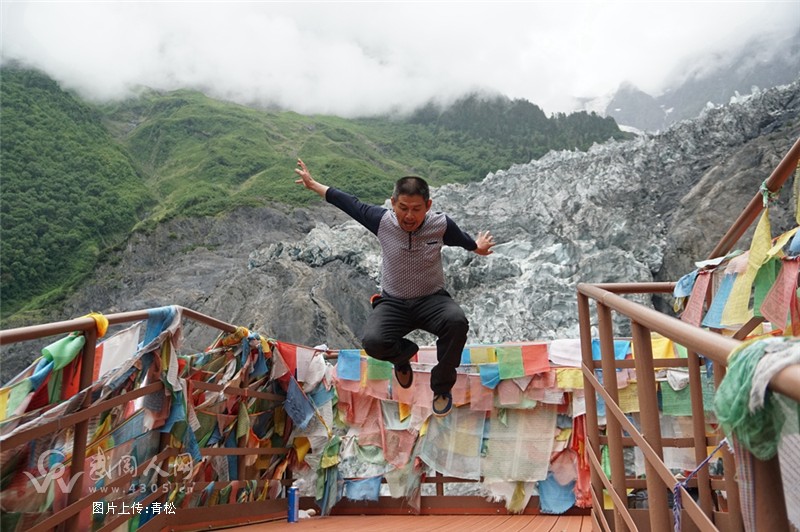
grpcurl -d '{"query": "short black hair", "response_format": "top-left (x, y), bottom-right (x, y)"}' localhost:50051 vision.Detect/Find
top-left (393, 176), bottom-right (430, 202)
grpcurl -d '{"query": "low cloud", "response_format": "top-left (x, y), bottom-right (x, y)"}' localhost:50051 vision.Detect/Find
top-left (2, 2), bottom-right (797, 117)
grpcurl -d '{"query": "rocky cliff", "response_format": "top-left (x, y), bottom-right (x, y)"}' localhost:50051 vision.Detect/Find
top-left (3, 82), bottom-right (798, 381)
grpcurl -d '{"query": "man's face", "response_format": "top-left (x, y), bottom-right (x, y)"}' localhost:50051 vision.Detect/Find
top-left (391, 193), bottom-right (432, 232)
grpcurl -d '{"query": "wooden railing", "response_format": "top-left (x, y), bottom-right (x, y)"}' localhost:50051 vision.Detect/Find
top-left (0, 307), bottom-right (290, 532)
top-left (577, 137), bottom-right (800, 531)
top-left (2, 307), bottom-right (588, 532)
top-left (577, 283), bottom-right (800, 531)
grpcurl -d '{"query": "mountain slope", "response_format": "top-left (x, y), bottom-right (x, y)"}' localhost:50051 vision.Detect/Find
top-left (10, 81), bottom-right (793, 388)
top-left (1, 67), bottom-right (629, 320)
top-left (0, 67), bottom-right (152, 318)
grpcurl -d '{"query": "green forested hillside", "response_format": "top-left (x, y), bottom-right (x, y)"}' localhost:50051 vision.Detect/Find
top-left (1, 68), bottom-right (152, 319)
top-left (1, 67), bottom-right (630, 319)
top-left (102, 89), bottom-right (629, 222)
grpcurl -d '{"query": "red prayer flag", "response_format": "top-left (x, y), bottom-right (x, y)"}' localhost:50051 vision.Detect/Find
top-left (522, 343), bottom-right (550, 375)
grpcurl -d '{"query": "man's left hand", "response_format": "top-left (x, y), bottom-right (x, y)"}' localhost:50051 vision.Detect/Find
top-left (474, 231), bottom-right (495, 256)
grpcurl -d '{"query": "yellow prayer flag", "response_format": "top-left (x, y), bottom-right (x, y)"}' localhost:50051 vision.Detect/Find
top-left (0, 387), bottom-right (9, 421)
top-left (420, 417), bottom-right (430, 437)
top-left (604, 488), bottom-right (634, 509)
top-left (556, 368), bottom-right (584, 390)
top-left (359, 351), bottom-right (368, 388)
top-left (294, 436), bottom-right (311, 462)
top-left (618, 383), bottom-right (640, 413)
top-left (651, 335), bottom-right (675, 359)
top-left (556, 428), bottom-right (573, 441)
top-left (469, 346), bottom-right (497, 364)
top-left (83, 312), bottom-right (109, 337)
top-left (630, 333), bottom-right (674, 359)
top-left (722, 209), bottom-right (772, 326)
top-left (398, 402), bottom-right (412, 421)
top-left (767, 226), bottom-right (800, 259)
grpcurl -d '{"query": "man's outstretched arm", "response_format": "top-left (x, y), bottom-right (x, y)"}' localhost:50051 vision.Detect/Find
top-left (294, 158), bottom-right (329, 197)
top-left (293, 158), bottom-right (385, 235)
top-left (444, 217), bottom-right (495, 256)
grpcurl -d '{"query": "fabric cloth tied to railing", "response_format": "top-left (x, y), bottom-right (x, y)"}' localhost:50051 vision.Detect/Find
top-left (672, 438), bottom-right (729, 532)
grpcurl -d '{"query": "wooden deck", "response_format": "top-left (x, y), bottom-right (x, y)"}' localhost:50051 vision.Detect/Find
top-left (231, 514), bottom-right (593, 531)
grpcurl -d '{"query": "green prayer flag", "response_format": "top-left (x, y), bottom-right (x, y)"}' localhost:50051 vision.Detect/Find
top-left (754, 257), bottom-right (780, 318)
top-left (41, 333), bottom-right (85, 371)
top-left (6, 380), bottom-right (33, 416)
top-left (366, 357), bottom-right (393, 380)
top-left (496, 346), bottom-right (525, 379)
top-left (661, 384), bottom-right (693, 416)
top-left (673, 343), bottom-right (688, 359)
top-left (237, 404), bottom-right (251, 439)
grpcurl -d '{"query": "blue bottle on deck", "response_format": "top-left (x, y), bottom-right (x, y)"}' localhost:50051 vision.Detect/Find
top-left (287, 486), bottom-right (299, 523)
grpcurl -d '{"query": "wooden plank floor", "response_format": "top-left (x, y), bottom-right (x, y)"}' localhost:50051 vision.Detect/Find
top-left (231, 514), bottom-right (592, 531)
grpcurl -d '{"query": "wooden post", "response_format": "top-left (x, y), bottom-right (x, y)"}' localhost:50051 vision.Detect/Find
top-left (686, 349), bottom-right (714, 519)
top-left (714, 365), bottom-right (744, 531)
top-left (577, 292), bottom-right (605, 528)
top-left (597, 303), bottom-right (629, 532)
top-left (630, 321), bottom-right (671, 531)
top-left (65, 326), bottom-right (97, 532)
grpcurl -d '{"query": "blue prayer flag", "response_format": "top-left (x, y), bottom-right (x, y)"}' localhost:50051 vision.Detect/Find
top-left (478, 363), bottom-right (501, 389)
top-left (344, 476), bottom-right (382, 501)
top-left (286, 378), bottom-right (315, 430)
top-left (336, 349), bottom-right (362, 381)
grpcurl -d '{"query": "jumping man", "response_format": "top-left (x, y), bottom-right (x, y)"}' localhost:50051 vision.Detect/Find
top-left (294, 159), bottom-right (495, 416)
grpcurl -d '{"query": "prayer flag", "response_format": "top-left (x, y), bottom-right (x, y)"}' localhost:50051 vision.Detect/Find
top-left (590, 339), bottom-right (631, 361)
top-left (496, 346), bottom-right (525, 379)
top-left (469, 375), bottom-right (494, 411)
top-left (722, 210), bottom-right (772, 326)
top-left (753, 258), bottom-right (780, 318)
top-left (336, 349), bottom-right (362, 381)
top-left (285, 378), bottom-right (314, 430)
top-left (93, 323), bottom-right (142, 381)
top-left (651, 335), bottom-right (675, 359)
top-left (538, 471), bottom-right (576, 515)
top-left (556, 369), bottom-right (584, 390)
top-left (760, 257), bottom-right (800, 330)
top-left (344, 477), bottom-right (381, 501)
top-left (479, 363), bottom-right (501, 389)
top-left (618, 383), bottom-right (640, 413)
top-left (416, 347), bottom-right (438, 365)
top-left (366, 357), bottom-right (393, 380)
top-left (469, 346), bottom-right (497, 364)
top-left (702, 273), bottom-right (737, 328)
top-left (522, 343), bottom-right (550, 375)
top-left (673, 270), bottom-right (699, 298)
top-left (276, 342), bottom-right (298, 380)
top-left (661, 383), bottom-right (693, 416)
top-left (681, 270), bottom-right (711, 326)
top-left (548, 339), bottom-right (582, 367)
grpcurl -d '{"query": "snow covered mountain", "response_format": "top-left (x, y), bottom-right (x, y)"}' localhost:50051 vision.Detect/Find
top-left (591, 29), bottom-right (799, 131)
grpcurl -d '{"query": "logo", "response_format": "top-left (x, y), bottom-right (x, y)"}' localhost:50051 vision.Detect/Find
top-left (24, 448), bottom-right (194, 495)
top-left (23, 449), bottom-right (82, 495)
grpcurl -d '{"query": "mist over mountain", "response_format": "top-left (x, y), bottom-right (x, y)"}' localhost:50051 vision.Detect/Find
top-left (3, 79), bottom-right (796, 384)
top-left (592, 29), bottom-right (800, 131)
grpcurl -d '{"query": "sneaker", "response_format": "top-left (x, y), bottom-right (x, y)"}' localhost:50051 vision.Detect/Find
top-left (394, 363), bottom-right (413, 389)
top-left (432, 392), bottom-right (452, 417)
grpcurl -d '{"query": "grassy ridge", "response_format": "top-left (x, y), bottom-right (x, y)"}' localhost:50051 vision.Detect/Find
top-left (1, 67), bottom-right (629, 319)
top-left (0, 68), bottom-right (152, 320)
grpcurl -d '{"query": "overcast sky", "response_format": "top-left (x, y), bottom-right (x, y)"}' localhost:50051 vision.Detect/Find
top-left (2, 1), bottom-right (798, 117)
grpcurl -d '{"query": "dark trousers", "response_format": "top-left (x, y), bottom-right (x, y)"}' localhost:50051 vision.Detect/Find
top-left (361, 290), bottom-right (468, 395)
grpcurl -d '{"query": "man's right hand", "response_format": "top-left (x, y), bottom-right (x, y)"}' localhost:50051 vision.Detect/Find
top-left (294, 158), bottom-right (329, 198)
